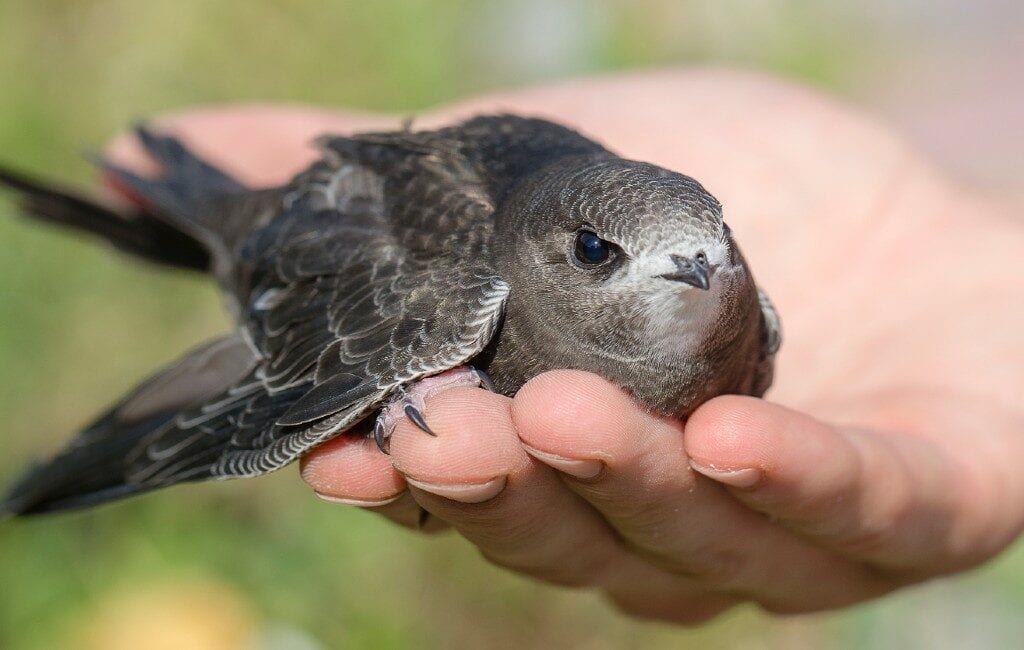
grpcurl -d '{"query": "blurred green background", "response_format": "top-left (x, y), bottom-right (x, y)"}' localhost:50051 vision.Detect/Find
top-left (1, 1), bottom-right (1021, 648)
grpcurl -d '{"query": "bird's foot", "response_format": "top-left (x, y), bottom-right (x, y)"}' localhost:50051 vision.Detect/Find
top-left (373, 366), bottom-right (495, 454)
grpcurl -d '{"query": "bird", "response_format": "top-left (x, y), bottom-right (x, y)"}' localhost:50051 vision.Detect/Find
top-left (0, 115), bottom-right (781, 517)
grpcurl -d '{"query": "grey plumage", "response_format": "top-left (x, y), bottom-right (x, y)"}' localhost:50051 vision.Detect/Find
top-left (0, 115), bottom-right (780, 516)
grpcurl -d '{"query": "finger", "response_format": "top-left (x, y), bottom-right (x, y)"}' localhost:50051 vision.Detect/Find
top-left (602, 570), bottom-right (736, 626)
top-left (386, 383), bottom-right (732, 616)
top-left (684, 395), bottom-right (986, 576)
top-left (388, 386), bottom-right (625, 586)
top-left (513, 371), bottom-right (893, 612)
top-left (300, 431), bottom-right (406, 503)
top-left (301, 434), bottom-right (447, 532)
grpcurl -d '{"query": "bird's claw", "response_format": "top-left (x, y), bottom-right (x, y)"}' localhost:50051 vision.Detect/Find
top-left (373, 418), bottom-right (390, 455)
top-left (403, 404), bottom-right (435, 436)
top-left (475, 368), bottom-right (497, 393)
top-left (370, 365), bottom-right (494, 454)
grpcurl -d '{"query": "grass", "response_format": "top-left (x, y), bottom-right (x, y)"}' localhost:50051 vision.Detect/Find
top-left (0, 1), bottom-right (1019, 648)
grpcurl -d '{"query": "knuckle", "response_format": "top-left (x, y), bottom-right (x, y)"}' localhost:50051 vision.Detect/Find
top-left (626, 537), bottom-right (747, 588)
top-left (588, 474), bottom-right (697, 528)
top-left (671, 547), bottom-right (747, 588)
top-left (606, 591), bottom-right (732, 626)
top-left (838, 486), bottom-right (915, 555)
top-left (478, 543), bottom-right (613, 589)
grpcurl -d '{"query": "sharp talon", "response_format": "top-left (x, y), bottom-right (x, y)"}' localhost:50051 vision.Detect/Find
top-left (404, 404), bottom-right (435, 435)
top-left (374, 418), bottom-right (390, 455)
top-left (475, 368), bottom-right (497, 393)
top-left (417, 508), bottom-right (431, 529)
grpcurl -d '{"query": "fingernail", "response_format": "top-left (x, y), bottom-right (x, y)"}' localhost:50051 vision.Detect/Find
top-left (314, 492), bottom-right (404, 508)
top-left (689, 461), bottom-right (762, 488)
top-left (405, 476), bottom-right (507, 503)
top-left (522, 444), bottom-right (603, 480)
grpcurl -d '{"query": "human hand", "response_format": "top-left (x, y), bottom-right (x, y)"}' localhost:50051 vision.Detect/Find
top-left (109, 69), bottom-right (1024, 623)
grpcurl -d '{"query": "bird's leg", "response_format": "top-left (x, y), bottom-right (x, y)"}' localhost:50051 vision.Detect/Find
top-left (373, 366), bottom-right (495, 454)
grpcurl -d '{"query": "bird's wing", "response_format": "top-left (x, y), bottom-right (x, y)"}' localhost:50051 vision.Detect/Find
top-left (3, 138), bottom-right (511, 514)
top-left (1, 335), bottom-right (258, 514)
top-left (194, 129), bottom-right (510, 478)
top-left (751, 287), bottom-right (782, 397)
top-left (2, 252), bottom-right (508, 515)
top-left (182, 131), bottom-right (512, 479)
top-left (208, 249), bottom-right (509, 479)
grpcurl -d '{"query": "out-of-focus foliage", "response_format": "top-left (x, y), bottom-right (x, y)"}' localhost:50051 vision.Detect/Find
top-left (1, 2), bottom-right (1021, 649)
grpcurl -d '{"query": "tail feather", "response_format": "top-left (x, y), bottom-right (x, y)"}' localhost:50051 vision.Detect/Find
top-left (0, 165), bottom-right (210, 270)
top-left (1, 125), bottom-right (249, 271)
top-left (95, 126), bottom-right (247, 251)
top-left (133, 125), bottom-right (243, 195)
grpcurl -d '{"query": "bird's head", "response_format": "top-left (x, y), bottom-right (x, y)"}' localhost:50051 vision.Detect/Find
top-left (494, 156), bottom-right (760, 409)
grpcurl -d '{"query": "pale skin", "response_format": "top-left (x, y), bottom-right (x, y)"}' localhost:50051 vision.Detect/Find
top-left (108, 69), bottom-right (1024, 623)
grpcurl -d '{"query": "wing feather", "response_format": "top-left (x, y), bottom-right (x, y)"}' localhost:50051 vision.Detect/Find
top-left (3, 121), bottom-right (516, 515)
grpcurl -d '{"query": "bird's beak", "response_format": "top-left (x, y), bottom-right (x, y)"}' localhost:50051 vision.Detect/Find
top-left (659, 254), bottom-right (712, 290)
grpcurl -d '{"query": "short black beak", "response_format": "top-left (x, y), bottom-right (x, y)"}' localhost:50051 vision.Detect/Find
top-left (660, 254), bottom-right (712, 290)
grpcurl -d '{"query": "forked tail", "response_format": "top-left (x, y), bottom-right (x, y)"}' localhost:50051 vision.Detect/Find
top-left (0, 126), bottom-right (248, 271)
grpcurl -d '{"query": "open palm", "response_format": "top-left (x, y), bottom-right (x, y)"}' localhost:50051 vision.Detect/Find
top-left (108, 69), bottom-right (1024, 623)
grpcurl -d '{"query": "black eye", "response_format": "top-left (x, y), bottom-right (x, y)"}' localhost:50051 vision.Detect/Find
top-left (572, 229), bottom-right (612, 267)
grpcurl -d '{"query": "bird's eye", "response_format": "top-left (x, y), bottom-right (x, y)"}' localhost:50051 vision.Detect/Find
top-left (695, 251), bottom-right (708, 266)
top-left (572, 229), bottom-right (612, 267)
